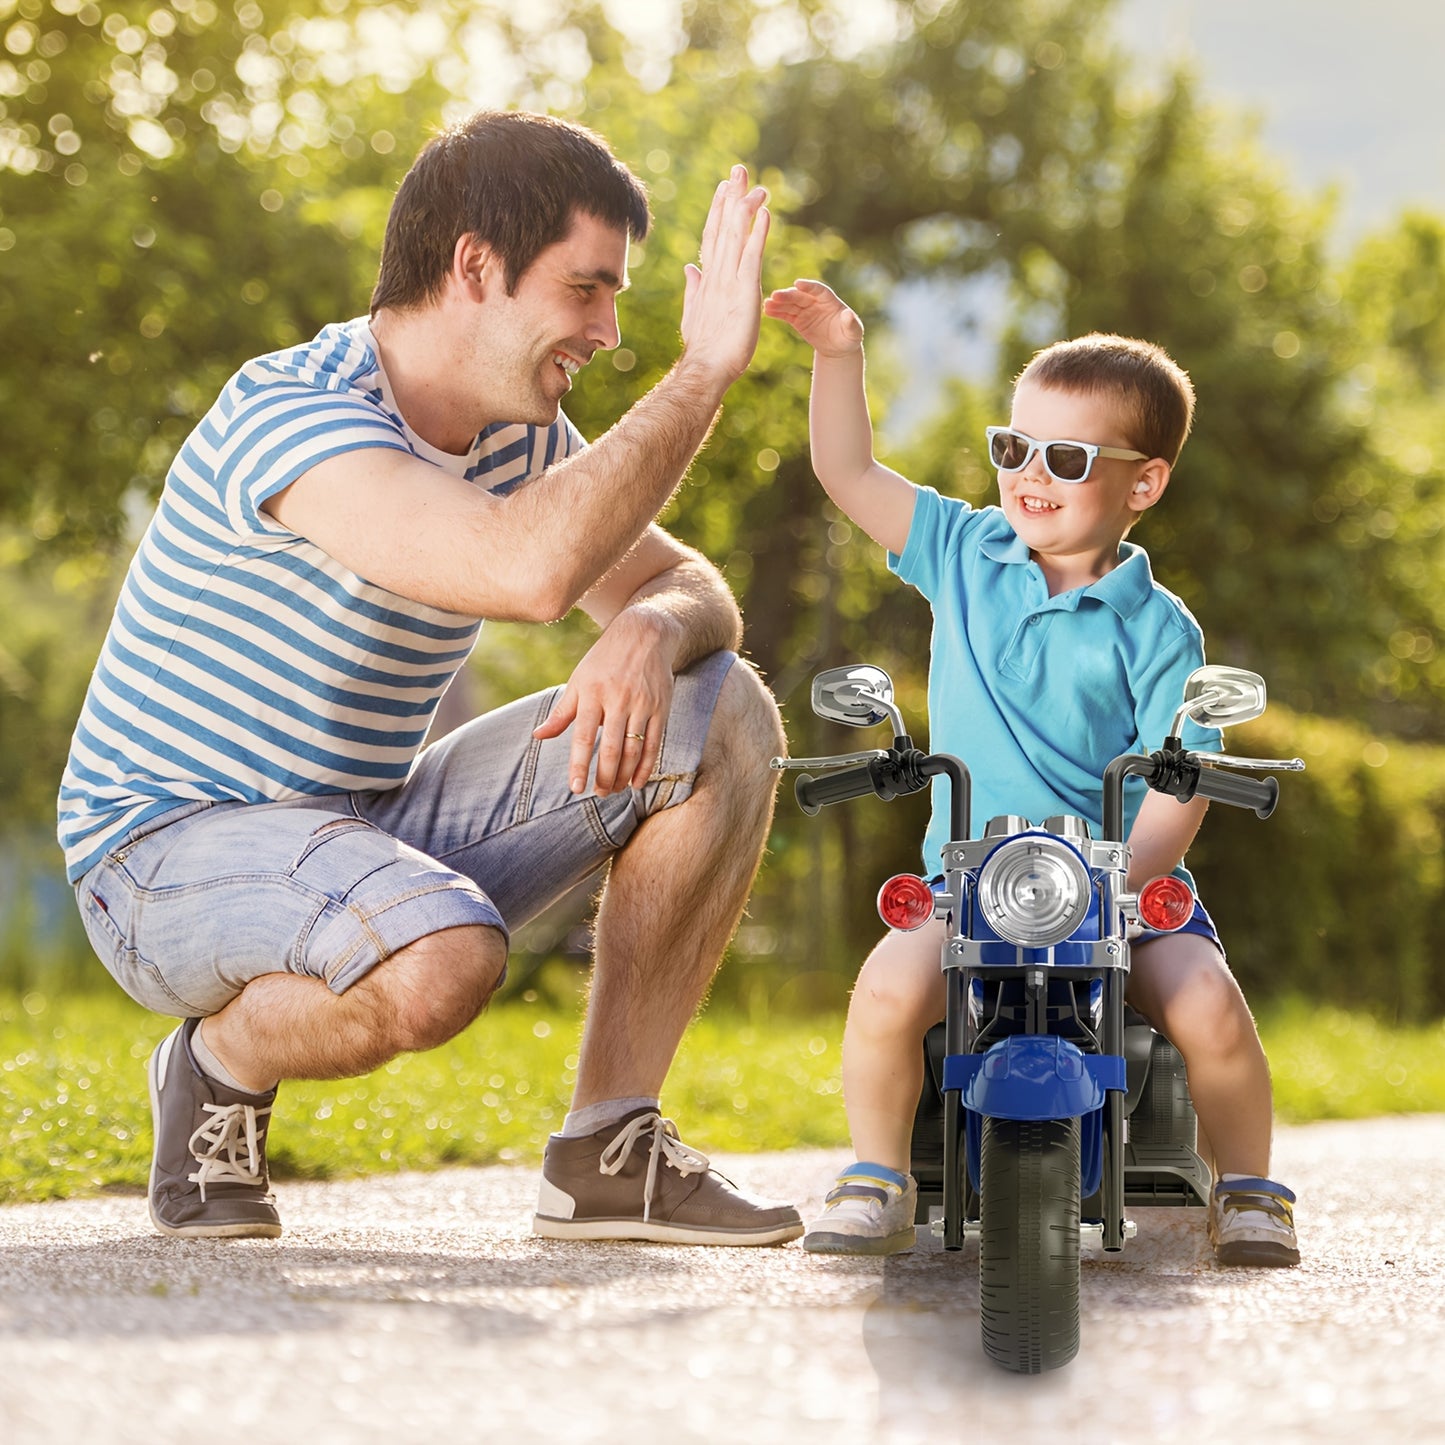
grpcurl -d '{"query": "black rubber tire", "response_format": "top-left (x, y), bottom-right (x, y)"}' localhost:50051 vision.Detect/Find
top-left (979, 1116), bottom-right (1082, 1373)
top-left (1131, 1033), bottom-right (1197, 1151)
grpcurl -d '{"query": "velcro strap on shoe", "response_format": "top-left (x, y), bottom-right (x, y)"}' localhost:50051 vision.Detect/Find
top-left (825, 1183), bottom-right (891, 1207)
top-left (838, 1163), bottom-right (907, 1189)
top-left (1214, 1176), bottom-right (1296, 1203)
top-left (1214, 1177), bottom-right (1296, 1224)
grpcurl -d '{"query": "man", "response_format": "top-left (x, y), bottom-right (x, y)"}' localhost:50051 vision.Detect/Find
top-left (59, 110), bottom-right (801, 1246)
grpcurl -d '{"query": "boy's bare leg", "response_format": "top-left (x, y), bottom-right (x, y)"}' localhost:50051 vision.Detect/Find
top-left (569, 661), bottom-right (784, 1107)
top-left (1127, 933), bottom-right (1274, 1178)
top-left (200, 924), bottom-right (508, 1090)
top-left (840, 921), bottom-right (948, 1172)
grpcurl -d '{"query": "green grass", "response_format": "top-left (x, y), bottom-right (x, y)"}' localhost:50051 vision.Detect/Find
top-left (0, 987), bottom-right (850, 1203)
top-left (3, 988), bottom-right (1443, 1204)
top-left (1264, 998), bottom-right (1445, 1122)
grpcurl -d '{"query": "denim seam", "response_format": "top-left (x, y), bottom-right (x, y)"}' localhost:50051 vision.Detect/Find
top-left (325, 879), bottom-right (488, 968)
top-left (318, 882), bottom-right (502, 983)
top-left (118, 946), bottom-right (207, 1015)
top-left (355, 879), bottom-right (475, 923)
top-left (513, 689), bottom-right (559, 827)
top-left (118, 872), bottom-right (332, 905)
top-left (581, 796), bottom-right (617, 851)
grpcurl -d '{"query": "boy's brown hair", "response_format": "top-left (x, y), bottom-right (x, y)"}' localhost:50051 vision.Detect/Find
top-left (1018, 333), bottom-right (1196, 465)
top-left (371, 110), bottom-right (651, 313)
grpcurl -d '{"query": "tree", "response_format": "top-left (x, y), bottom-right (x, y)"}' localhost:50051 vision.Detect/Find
top-left (4, 0), bottom-right (1444, 1001)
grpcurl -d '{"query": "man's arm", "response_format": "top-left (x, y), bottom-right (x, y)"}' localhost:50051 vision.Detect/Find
top-left (266, 169), bottom-right (770, 621)
top-left (764, 279), bottom-right (917, 555)
top-left (579, 525), bottom-right (741, 664)
top-left (533, 526), bottom-right (742, 796)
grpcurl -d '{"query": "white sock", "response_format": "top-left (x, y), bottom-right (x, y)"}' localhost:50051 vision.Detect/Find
top-left (561, 1097), bottom-right (660, 1137)
top-left (191, 1023), bottom-right (277, 1096)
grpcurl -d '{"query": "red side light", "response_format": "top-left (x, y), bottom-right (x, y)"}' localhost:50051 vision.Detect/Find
top-left (877, 874), bottom-right (935, 932)
top-left (1137, 875), bottom-right (1195, 933)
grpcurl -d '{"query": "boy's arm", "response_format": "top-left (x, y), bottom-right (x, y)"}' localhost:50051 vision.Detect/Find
top-left (1125, 790), bottom-right (1209, 890)
top-left (764, 280), bottom-right (916, 555)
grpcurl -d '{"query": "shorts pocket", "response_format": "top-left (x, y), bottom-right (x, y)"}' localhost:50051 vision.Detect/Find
top-left (78, 872), bottom-right (127, 958)
top-left (288, 815), bottom-right (377, 874)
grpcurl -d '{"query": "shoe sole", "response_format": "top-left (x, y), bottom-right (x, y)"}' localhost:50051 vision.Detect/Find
top-left (147, 1036), bottom-right (283, 1241)
top-left (803, 1227), bottom-right (917, 1256)
top-left (532, 1214), bottom-right (803, 1246)
top-left (1213, 1240), bottom-right (1299, 1267)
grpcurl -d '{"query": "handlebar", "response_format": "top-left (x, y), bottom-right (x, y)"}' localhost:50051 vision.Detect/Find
top-left (1103, 744), bottom-right (1287, 837)
top-left (795, 764), bottom-right (880, 816)
top-left (1190, 765), bottom-right (1279, 819)
top-left (792, 750), bottom-right (973, 838)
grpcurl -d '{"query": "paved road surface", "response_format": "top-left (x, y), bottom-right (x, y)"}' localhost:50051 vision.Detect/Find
top-left (2, 1117), bottom-right (1442, 1444)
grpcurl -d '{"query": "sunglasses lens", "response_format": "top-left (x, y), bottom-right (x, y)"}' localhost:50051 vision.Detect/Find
top-left (1045, 443), bottom-right (1090, 481)
top-left (990, 431), bottom-right (1032, 471)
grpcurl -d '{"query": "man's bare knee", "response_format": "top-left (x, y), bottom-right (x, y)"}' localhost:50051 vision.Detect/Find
top-left (707, 658), bottom-right (786, 768)
top-left (379, 925), bottom-right (507, 1054)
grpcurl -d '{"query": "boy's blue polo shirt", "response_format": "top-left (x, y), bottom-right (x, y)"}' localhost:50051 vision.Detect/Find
top-left (889, 488), bottom-right (1221, 876)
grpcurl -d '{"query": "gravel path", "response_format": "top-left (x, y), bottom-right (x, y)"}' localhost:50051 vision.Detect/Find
top-left (2, 1117), bottom-right (1442, 1444)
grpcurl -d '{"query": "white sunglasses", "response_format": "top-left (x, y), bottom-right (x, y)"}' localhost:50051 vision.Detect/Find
top-left (986, 426), bottom-right (1148, 484)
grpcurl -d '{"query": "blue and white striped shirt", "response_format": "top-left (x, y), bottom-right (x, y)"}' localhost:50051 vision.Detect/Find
top-left (58, 317), bottom-right (583, 883)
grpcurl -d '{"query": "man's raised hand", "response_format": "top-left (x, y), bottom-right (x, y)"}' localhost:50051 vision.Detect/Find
top-left (677, 165), bottom-right (771, 389)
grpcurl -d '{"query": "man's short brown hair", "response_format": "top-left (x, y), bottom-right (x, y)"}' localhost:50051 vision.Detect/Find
top-left (370, 110), bottom-right (651, 313)
top-left (1017, 333), bottom-right (1196, 465)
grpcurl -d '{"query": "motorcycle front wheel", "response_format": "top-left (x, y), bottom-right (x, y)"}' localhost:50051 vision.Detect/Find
top-left (978, 1115), bottom-right (1082, 1373)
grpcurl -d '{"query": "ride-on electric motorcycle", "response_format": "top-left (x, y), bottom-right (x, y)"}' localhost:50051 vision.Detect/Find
top-left (773, 663), bottom-right (1303, 1374)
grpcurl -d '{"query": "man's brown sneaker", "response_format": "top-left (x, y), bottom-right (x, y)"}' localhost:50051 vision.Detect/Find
top-left (147, 1018), bottom-right (282, 1238)
top-left (532, 1108), bottom-right (803, 1245)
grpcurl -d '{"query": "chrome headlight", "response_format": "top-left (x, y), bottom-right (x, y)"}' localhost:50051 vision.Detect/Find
top-left (977, 836), bottom-right (1092, 947)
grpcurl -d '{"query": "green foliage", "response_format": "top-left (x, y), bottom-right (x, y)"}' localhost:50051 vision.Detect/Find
top-left (1193, 708), bottom-right (1445, 1020)
top-left (2, 0), bottom-right (1444, 1012)
top-left (1266, 998), bottom-right (1445, 1123)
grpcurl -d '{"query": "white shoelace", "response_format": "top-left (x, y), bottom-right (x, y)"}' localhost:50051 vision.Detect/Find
top-left (597, 1113), bottom-right (708, 1223)
top-left (187, 1102), bottom-right (269, 1202)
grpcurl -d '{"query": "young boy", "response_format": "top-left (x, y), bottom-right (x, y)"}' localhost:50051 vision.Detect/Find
top-left (763, 279), bottom-right (1299, 1267)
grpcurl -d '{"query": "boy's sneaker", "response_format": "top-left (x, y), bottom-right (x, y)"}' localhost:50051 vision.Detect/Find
top-left (532, 1108), bottom-right (803, 1245)
top-left (147, 1018), bottom-right (282, 1239)
top-left (1207, 1176), bottom-right (1299, 1266)
top-left (804, 1163), bottom-right (917, 1256)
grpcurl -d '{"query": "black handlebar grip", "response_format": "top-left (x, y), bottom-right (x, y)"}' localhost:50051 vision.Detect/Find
top-left (795, 765), bottom-right (879, 817)
top-left (1192, 766), bottom-right (1279, 819)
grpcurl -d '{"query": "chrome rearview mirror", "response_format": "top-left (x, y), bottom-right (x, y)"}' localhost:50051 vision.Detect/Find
top-left (812, 664), bottom-right (904, 734)
top-left (1172, 665), bottom-right (1267, 735)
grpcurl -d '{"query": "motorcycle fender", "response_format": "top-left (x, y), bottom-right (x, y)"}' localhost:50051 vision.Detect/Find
top-left (943, 1035), bottom-right (1126, 1121)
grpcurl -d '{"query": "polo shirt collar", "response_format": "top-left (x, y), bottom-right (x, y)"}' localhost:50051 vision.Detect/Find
top-left (1088, 542), bottom-right (1153, 618)
top-left (980, 529), bottom-right (1154, 618)
top-left (979, 529), bottom-right (1031, 566)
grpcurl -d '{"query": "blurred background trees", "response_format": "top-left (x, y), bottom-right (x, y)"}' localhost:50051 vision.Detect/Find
top-left (2, 0), bottom-right (1442, 1012)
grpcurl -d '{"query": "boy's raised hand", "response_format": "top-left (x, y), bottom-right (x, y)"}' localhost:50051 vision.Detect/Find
top-left (764, 279), bottom-right (864, 358)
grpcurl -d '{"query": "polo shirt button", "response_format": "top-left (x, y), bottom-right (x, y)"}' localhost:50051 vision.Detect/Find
top-left (1027, 615), bottom-right (1041, 625)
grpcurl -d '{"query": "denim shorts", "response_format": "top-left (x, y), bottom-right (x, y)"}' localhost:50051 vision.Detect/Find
top-left (75, 651), bottom-right (736, 1018)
